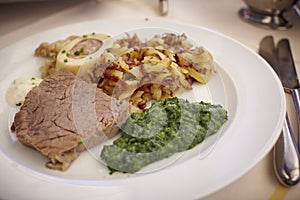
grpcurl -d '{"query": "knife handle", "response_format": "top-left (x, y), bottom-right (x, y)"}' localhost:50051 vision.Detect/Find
top-left (274, 114), bottom-right (300, 186)
top-left (290, 88), bottom-right (300, 152)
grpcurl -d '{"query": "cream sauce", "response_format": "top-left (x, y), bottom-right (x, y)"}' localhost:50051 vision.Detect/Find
top-left (6, 77), bottom-right (43, 107)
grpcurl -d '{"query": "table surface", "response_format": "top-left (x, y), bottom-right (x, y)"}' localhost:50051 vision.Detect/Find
top-left (0, 0), bottom-right (299, 199)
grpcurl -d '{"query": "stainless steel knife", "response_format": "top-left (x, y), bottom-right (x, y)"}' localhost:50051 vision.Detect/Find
top-left (259, 36), bottom-right (300, 186)
top-left (277, 39), bottom-right (300, 152)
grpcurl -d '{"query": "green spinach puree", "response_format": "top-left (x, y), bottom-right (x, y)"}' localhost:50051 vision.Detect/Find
top-left (100, 97), bottom-right (227, 173)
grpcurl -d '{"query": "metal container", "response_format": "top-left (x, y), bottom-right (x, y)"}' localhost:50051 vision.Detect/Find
top-left (239, 0), bottom-right (299, 30)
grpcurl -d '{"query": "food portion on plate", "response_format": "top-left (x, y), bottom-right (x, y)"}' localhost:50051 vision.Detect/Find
top-left (35, 32), bottom-right (216, 110)
top-left (7, 30), bottom-right (228, 173)
top-left (101, 97), bottom-right (227, 174)
top-left (95, 33), bottom-right (216, 110)
top-left (35, 33), bottom-right (111, 78)
top-left (6, 77), bottom-right (43, 107)
top-left (11, 70), bottom-right (129, 171)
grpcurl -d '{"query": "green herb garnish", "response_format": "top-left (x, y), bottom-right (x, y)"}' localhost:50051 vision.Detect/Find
top-left (74, 48), bottom-right (84, 56)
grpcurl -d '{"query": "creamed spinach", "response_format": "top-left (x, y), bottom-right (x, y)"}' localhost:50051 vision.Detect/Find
top-left (100, 97), bottom-right (228, 173)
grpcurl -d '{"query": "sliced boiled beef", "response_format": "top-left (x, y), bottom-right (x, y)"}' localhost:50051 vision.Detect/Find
top-left (12, 70), bottom-right (129, 171)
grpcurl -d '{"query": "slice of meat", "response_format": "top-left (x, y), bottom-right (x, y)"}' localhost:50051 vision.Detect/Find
top-left (12, 70), bottom-right (129, 171)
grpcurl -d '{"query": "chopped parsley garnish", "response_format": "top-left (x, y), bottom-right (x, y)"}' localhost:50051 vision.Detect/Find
top-left (64, 59), bottom-right (68, 63)
top-left (74, 48), bottom-right (84, 56)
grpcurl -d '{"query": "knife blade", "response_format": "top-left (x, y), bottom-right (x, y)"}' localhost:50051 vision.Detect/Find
top-left (277, 39), bottom-right (300, 90)
top-left (259, 36), bottom-right (300, 186)
top-left (277, 39), bottom-right (300, 153)
top-left (259, 36), bottom-right (278, 73)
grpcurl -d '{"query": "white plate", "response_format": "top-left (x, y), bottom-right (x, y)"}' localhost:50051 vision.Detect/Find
top-left (0, 18), bottom-right (285, 200)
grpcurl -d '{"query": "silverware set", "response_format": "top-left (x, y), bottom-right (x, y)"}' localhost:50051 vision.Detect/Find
top-left (259, 36), bottom-right (300, 186)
